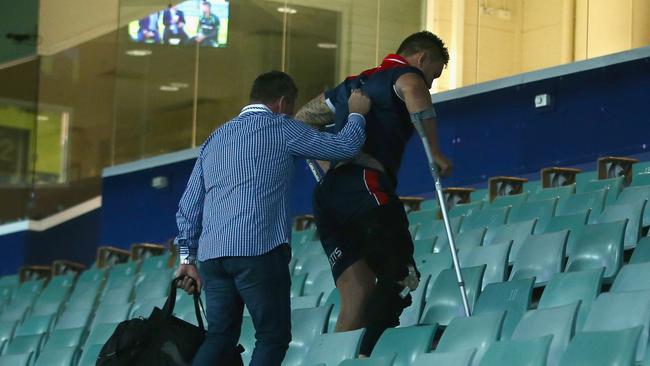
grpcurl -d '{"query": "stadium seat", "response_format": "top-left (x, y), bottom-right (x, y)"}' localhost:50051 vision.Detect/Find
top-left (14, 314), bottom-right (55, 337)
top-left (33, 347), bottom-right (78, 366)
top-left (592, 201), bottom-right (646, 249)
top-left (65, 282), bottom-right (102, 310)
top-left (616, 185), bottom-right (650, 227)
top-left (420, 198), bottom-right (439, 210)
top-left (371, 325), bottom-right (437, 366)
top-left (412, 238), bottom-right (436, 256)
top-left (90, 302), bottom-right (133, 328)
top-left (292, 228), bottom-right (317, 246)
top-left (139, 252), bottom-right (172, 272)
top-left (436, 311), bottom-right (505, 366)
top-left (100, 285), bottom-right (133, 305)
top-left (635, 174), bottom-right (650, 188)
top-left (471, 189), bottom-right (489, 202)
top-left (412, 350), bottom-right (475, 366)
top-left (84, 322), bottom-right (118, 349)
top-left (0, 321), bottom-right (17, 345)
top-left (303, 270), bottom-right (335, 299)
top-left (303, 328), bottom-right (365, 365)
top-left (41, 328), bottom-right (84, 351)
top-left (449, 202), bottom-right (484, 218)
top-left (489, 193), bottom-right (528, 209)
top-left (284, 306), bottom-right (331, 366)
top-left (339, 355), bottom-right (396, 366)
top-left (611, 262), bottom-right (650, 293)
top-left (478, 335), bottom-right (552, 366)
top-left (511, 302), bottom-right (579, 366)
top-left (538, 268), bottom-right (603, 331)
top-left (0, 353), bottom-right (32, 366)
top-left (0, 304), bottom-right (29, 322)
top-left (523, 180), bottom-right (542, 194)
top-left (556, 189), bottom-right (607, 220)
top-left (399, 275), bottom-right (430, 327)
top-left (473, 278), bottom-right (534, 339)
top-left (433, 227), bottom-right (485, 254)
top-left (420, 265), bottom-right (485, 326)
top-left (634, 162), bottom-right (650, 177)
top-left (130, 297), bottom-right (166, 318)
top-left (460, 207), bottom-right (510, 234)
top-left (3, 333), bottom-right (45, 358)
top-left (559, 327), bottom-right (641, 366)
top-left (107, 261), bottom-right (141, 279)
top-left (293, 254), bottom-right (330, 277)
top-left (134, 272), bottom-right (171, 301)
top-left (484, 219), bottom-right (536, 262)
top-left (576, 176), bottom-right (623, 205)
top-left (509, 230), bottom-right (569, 286)
top-left (575, 171), bottom-right (597, 187)
top-left (630, 237), bottom-right (650, 264)
top-left (35, 274), bottom-right (74, 307)
top-left (322, 289), bottom-right (340, 333)
top-left (582, 290), bottom-right (650, 362)
top-left (527, 184), bottom-right (575, 202)
top-left (407, 209), bottom-right (439, 226)
top-left (291, 294), bottom-right (322, 310)
top-left (54, 307), bottom-right (93, 330)
top-left (415, 254), bottom-right (452, 301)
top-left (409, 225), bottom-right (420, 239)
top-left (414, 217), bottom-right (463, 240)
top-left (298, 241), bottom-right (326, 258)
top-left (77, 343), bottom-right (104, 366)
top-left (76, 268), bottom-right (106, 284)
top-left (291, 273), bottom-right (308, 298)
top-left (103, 272), bottom-right (137, 294)
top-left (507, 199), bottom-right (557, 234)
top-left (459, 242), bottom-right (511, 289)
top-left (541, 211), bottom-right (589, 257)
top-left (565, 220), bottom-right (627, 281)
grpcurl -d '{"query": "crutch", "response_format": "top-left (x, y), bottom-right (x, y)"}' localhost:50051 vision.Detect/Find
top-left (412, 120), bottom-right (471, 317)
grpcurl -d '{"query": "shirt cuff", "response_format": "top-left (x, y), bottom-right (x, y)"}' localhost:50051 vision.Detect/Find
top-left (175, 238), bottom-right (198, 257)
top-left (348, 113), bottom-right (366, 126)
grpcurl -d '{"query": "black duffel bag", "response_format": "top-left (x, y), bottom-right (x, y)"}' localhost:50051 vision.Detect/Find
top-left (96, 276), bottom-right (244, 366)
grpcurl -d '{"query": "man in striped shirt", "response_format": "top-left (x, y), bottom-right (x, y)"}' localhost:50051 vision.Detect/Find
top-left (173, 71), bottom-right (371, 365)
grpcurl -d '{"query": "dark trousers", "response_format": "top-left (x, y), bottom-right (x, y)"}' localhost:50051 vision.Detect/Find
top-left (192, 245), bottom-right (292, 366)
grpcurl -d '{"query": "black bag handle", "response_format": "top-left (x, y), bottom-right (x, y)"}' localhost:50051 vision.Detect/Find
top-left (164, 276), bottom-right (206, 331)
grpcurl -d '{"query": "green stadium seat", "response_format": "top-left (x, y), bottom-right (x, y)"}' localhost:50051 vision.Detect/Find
top-left (415, 254), bottom-right (452, 301)
top-left (634, 162), bottom-right (650, 177)
top-left (556, 189), bottom-right (607, 223)
top-left (139, 253), bottom-right (172, 272)
top-left (575, 171), bottom-right (597, 187)
top-left (291, 294), bottom-right (322, 310)
top-left (489, 193), bottom-right (528, 209)
top-left (107, 261), bottom-right (140, 279)
top-left (576, 176), bottom-right (623, 205)
top-left (0, 353), bottom-right (32, 366)
top-left (507, 199), bottom-right (557, 234)
top-left (631, 237), bottom-right (650, 264)
top-left (527, 184), bottom-right (575, 202)
top-left (582, 290), bottom-right (650, 362)
top-left (134, 273), bottom-right (171, 301)
top-left (559, 327), bottom-right (641, 366)
top-left (339, 355), bottom-right (396, 366)
top-left (289, 258), bottom-right (297, 275)
top-left (293, 254), bottom-right (330, 277)
top-left (77, 343), bottom-right (103, 366)
top-left (616, 185), bottom-right (650, 227)
top-left (14, 315), bottom-right (55, 337)
top-left (436, 311), bottom-right (505, 366)
top-left (0, 321), bottom-right (17, 345)
top-left (304, 329), bottom-right (365, 365)
top-left (538, 268), bottom-right (603, 331)
top-left (371, 325), bottom-right (437, 366)
top-left (542, 211), bottom-right (589, 257)
top-left (511, 302), bottom-right (579, 366)
top-left (509, 230), bottom-right (569, 287)
top-left (409, 224), bottom-right (420, 239)
top-left (460, 207), bottom-right (510, 233)
top-left (433, 227), bottom-right (485, 254)
top-left (420, 198), bottom-right (439, 210)
top-left (566, 220), bottom-right (627, 281)
top-left (471, 188), bottom-right (489, 202)
top-left (0, 304), bottom-right (30, 322)
top-left (611, 262), bottom-right (650, 293)
top-left (91, 302), bottom-right (132, 328)
top-left (420, 265), bottom-right (485, 326)
top-left (41, 328), bottom-right (84, 351)
top-left (459, 242), bottom-right (511, 289)
top-left (478, 335), bottom-right (552, 366)
top-left (634, 173), bottom-right (650, 188)
top-left (412, 350), bottom-right (475, 366)
top-left (413, 216), bottom-right (463, 240)
top-left (292, 228), bottom-right (317, 246)
top-left (103, 273), bottom-right (137, 293)
top-left (523, 180), bottom-right (542, 194)
top-left (303, 270), bottom-right (335, 299)
top-left (65, 282), bottom-right (101, 310)
top-left (473, 278), bottom-right (534, 339)
top-left (84, 322), bottom-right (118, 348)
top-left (298, 241), bottom-right (326, 258)
top-left (4, 333), bottom-right (45, 360)
top-left (33, 347), bottom-right (78, 366)
top-left (413, 238), bottom-right (435, 256)
top-left (284, 306), bottom-right (332, 366)
top-left (322, 289), bottom-right (340, 333)
top-left (76, 268), bottom-right (106, 284)
top-left (0, 276), bottom-right (18, 288)
top-left (54, 307), bottom-right (93, 330)
top-left (101, 285), bottom-right (133, 305)
top-left (593, 201), bottom-right (646, 249)
top-left (484, 219), bottom-right (536, 262)
top-left (399, 275), bottom-right (430, 327)
top-left (407, 209), bottom-right (439, 226)
top-left (449, 202), bottom-right (484, 218)
top-left (291, 273), bottom-right (308, 298)
top-left (130, 297), bottom-right (166, 318)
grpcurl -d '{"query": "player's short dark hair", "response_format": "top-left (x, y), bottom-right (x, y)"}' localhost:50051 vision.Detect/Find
top-left (249, 71), bottom-right (298, 103)
top-left (396, 31), bottom-right (449, 65)
top-left (202, 1), bottom-right (211, 7)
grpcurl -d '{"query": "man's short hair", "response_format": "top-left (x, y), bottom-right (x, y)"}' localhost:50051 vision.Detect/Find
top-left (202, 1), bottom-right (211, 7)
top-left (396, 31), bottom-right (449, 66)
top-left (249, 71), bottom-right (298, 104)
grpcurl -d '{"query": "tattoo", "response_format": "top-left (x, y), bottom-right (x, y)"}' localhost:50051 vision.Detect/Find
top-left (294, 93), bottom-right (334, 129)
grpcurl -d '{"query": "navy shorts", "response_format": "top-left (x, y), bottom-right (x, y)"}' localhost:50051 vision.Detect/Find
top-left (313, 165), bottom-right (415, 282)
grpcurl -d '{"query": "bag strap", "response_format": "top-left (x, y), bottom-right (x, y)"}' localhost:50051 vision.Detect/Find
top-left (164, 276), bottom-right (206, 331)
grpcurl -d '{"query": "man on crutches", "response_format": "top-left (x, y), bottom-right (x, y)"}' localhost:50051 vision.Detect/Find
top-left (295, 31), bottom-right (458, 356)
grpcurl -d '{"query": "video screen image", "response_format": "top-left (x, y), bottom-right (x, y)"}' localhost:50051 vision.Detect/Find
top-left (129, 0), bottom-right (229, 47)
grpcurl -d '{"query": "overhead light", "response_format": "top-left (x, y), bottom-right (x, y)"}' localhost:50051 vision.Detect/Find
top-left (37, 115), bottom-right (49, 121)
top-left (126, 49), bottom-right (152, 57)
top-left (317, 43), bottom-right (337, 49)
top-left (170, 82), bottom-right (189, 88)
top-left (159, 85), bottom-right (179, 92)
top-left (277, 6), bottom-right (297, 14)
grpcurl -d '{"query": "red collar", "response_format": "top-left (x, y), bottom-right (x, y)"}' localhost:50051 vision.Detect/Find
top-left (346, 54), bottom-right (409, 80)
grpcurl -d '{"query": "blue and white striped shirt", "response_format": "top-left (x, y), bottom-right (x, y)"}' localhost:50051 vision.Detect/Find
top-left (174, 104), bottom-right (366, 261)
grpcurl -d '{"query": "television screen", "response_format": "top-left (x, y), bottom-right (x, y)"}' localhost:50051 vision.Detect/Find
top-left (128, 0), bottom-right (229, 47)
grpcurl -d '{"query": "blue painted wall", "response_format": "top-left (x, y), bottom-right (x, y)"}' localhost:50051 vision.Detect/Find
top-left (98, 54), bottom-right (650, 246)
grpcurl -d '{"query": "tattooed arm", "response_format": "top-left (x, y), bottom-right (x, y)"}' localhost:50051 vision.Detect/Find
top-left (294, 93), bottom-right (335, 130)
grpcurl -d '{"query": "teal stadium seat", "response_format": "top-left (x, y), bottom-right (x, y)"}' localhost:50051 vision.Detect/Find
top-left (414, 253), bottom-right (451, 301)
top-left (283, 306), bottom-right (331, 366)
top-left (478, 335), bottom-right (552, 366)
top-left (574, 171), bottom-right (597, 187)
top-left (412, 238), bottom-right (436, 257)
top-left (339, 355), bottom-right (396, 366)
top-left (420, 198), bottom-right (439, 210)
top-left (291, 273), bottom-right (308, 298)
top-left (489, 193), bottom-right (528, 209)
top-left (630, 237), bottom-right (650, 264)
top-left (615, 185), bottom-right (650, 227)
top-left (611, 262), bottom-right (650, 293)
top-left (399, 275), bottom-right (430, 327)
top-left (460, 207), bottom-right (510, 234)
top-left (459, 242), bottom-right (511, 289)
top-left (77, 344), bottom-right (104, 366)
top-left (523, 180), bottom-right (542, 194)
top-left (412, 350), bottom-right (475, 366)
top-left (33, 347), bottom-right (78, 366)
top-left (484, 219), bottom-right (536, 262)
top-left (303, 270), bottom-right (335, 299)
top-left (470, 188), bottom-right (489, 202)
top-left (507, 199), bottom-right (557, 234)
top-left (0, 353), bottom-right (32, 366)
top-left (322, 289), bottom-right (340, 333)
top-left (449, 202), bottom-right (484, 219)
top-left (473, 278), bottom-right (534, 339)
top-left (592, 201), bottom-right (646, 249)
top-left (509, 230), bottom-right (569, 287)
top-left (304, 329), bottom-right (365, 365)
top-left (576, 176), bottom-right (623, 205)
top-left (293, 254), bottom-right (330, 277)
top-left (130, 297), bottom-right (167, 318)
top-left (41, 328), bottom-right (85, 352)
top-left (527, 184), bottom-right (575, 202)
top-left (14, 314), bottom-right (55, 337)
top-left (407, 209), bottom-right (439, 226)
top-left (134, 271), bottom-right (172, 301)
top-left (541, 211), bottom-right (589, 257)
top-left (139, 253), bottom-right (172, 272)
top-left (559, 327), bottom-right (641, 366)
top-left (90, 302), bottom-right (133, 328)
top-left (291, 294), bottom-right (322, 310)
top-left (436, 311), bottom-right (505, 366)
top-left (556, 190), bottom-right (607, 223)
top-left (565, 220), bottom-right (627, 281)
top-left (433, 227), bottom-right (485, 254)
top-left (0, 321), bottom-right (17, 346)
top-left (371, 325), bottom-right (437, 366)
top-left (3, 333), bottom-right (45, 359)
top-left (54, 307), bottom-right (93, 330)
